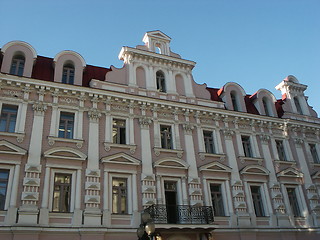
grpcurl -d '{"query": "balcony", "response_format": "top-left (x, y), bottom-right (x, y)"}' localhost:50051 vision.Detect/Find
top-left (143, 204), bottom-right (214, 224)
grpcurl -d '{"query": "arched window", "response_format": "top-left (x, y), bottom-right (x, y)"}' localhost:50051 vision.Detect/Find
top-left (156, 71), bottom-right (166, 92)
top-left (10, 54), bottom-right (25, 76)
top-left (62, 63), bottom-right (75, 85)
top-left (230, 91), bottom-right (239, 111)
top-left (294, 97), bottom-right (303, 115)
top-left (262, 97), bottom-right (271, 116)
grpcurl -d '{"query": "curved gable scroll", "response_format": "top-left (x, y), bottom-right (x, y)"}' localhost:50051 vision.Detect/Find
top-left (44, 147), bottom-right (87, 161)
top-left (154, 157), bottom-right (189, 169)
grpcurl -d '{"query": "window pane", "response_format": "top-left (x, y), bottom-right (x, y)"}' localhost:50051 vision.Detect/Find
top-left (58, 112), bottom-right (74, 139)
top-left (310, 144), bottom-right (319, 163)
top-left (251, 186), bottom-right (265, 217)
top-left (287, 188), bottom-right (301, 217)
top-left (112, 178), bottom-right (127, 214)
top-left (242, 136), bottom-right (253, 157)
top-left (113, 119), bottom-right (126, 144)
top-left (52, 173), bottom-right (72, 212)
top-left (0, 105), bottom-right (18, 133)
top-left (204, 131), bottom-right (215, 154)
top-left (276, 140), bottom-right (287, 161)
top-left (161, 125), bottom-right (172, 149)
top-left (210, 184), bottom-right (225, 216)
top-left (0, 170), bottom-right (9, 210)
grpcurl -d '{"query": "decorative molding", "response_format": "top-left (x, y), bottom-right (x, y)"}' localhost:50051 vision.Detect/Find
top-left (103, 142), bottom-right (137, 154)
top-left (238, 156), bottom-right (264, 166)
top-left (259, 134), bottom-right (270, 144)
top-left (182, 123), bottom-right (194, 134)
top-left (139, 117), bottom-right (152, 128)
top-left (32, 101), bottom-right (47, 115)
top-left (48, 136), bottom-right (84, 148)
top-left (221, 129), bottom-right (235, 139)
top-left (88, 109), bottom-right (102, 122)
top-left (153, 147), bottom-right (183, 158)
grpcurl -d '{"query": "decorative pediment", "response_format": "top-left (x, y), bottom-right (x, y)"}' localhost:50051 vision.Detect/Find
top-left (154, 158), bottom-right (189, 169)
top-left (312, 171), bottom-right (320, 180)
top-left (143, 30), bottom-right (171, 42)
top-left (101, 153), bottom-right (140, 165)
top-left (0, 140), bottom-right (27, 155)
top-left (277, 167), bottom-right (303, 178)
top-left (44, 147), bottom-right (87, 161)
top-left (199, 161), bottom-right (232, 173)
top-left (240, 165), bottom-right (269, 176)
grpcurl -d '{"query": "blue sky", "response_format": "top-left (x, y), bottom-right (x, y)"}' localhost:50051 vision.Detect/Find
top-left (1, 0), bottom-right (319, 113)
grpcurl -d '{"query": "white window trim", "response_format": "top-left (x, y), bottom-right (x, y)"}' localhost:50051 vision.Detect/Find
top-left (206, 180), bottom-right (230, 217)
top-left (161, 177), bottom-right (183, 206)
top-left (48, 168), bottom-right (77, 213)
top-left (282, 184), bottom-right (307, 218)
top-left (158, 122), bottom-right (176, 150)
top-left (244, 181), bottom-right (271, 217)
top-left (0, 164), bottom-right (16, 211)
top-left (108, 172), bottom-right (133, 215)
top-left (273, 138), bottom-right (293, 162)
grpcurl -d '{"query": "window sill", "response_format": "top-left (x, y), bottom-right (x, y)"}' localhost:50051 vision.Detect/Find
top-left (238, 156), bottom-right (264, 165)
top-left (0, 131), bottom-right (25, 143)
top-left (154, 147), bottom-right (183, 158)
top-left (49, 212), bottom-right (73, 218)
top-left (199, 152), bottom-right (225, 161)
top-left (274, 160), bottom-right (297, 166)
top-left (48, 136), bottom-right (84, 148)
top-left (104, 142), bottom-right (137, 154)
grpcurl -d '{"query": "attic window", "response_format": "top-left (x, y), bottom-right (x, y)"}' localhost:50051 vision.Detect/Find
top-left (155, 43), bottom-right (162, 54)
top-left (294, 97), bottom-right (303, 115)
top-left (10, 54), bottom-right (25, 76)
top-left (62, 63), bottom-right (75, 85)
top-left (230, 91), bottom-right (239, 111)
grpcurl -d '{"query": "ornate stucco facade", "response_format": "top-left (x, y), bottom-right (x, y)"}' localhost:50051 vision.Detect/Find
top-left (0, 31), bottom-right (319, 240)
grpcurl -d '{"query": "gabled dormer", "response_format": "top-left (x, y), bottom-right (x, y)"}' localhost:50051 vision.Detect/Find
top-left (142, 30), bottom-right (171, 56)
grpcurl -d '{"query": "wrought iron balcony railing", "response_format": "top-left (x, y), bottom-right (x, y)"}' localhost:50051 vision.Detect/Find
top-left (144, 204), bottom-right (214, 224)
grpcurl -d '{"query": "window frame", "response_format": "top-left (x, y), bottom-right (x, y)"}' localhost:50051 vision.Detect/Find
top-left (275, 139), bottom-right (287, 161)
top-left (112, 118), bottom-right (127, 145)
top-left (0, 168), bottom-right (11, 211)
top-left (58, 111), bottom-right (75, 139)
top-left (250, 185), bottom-right (265, 217)
top-left (156, 71), bottom-right (166, 93)
top-left (241, 135), bottom-right (253, 157)
top-left (52, 173), bottom-right (72, 213)
top-left (210, 183), bottom-right (225, 216)
top-left (0, 104), bottom-right (18, 133)
top-left (230, 91), bottom-right (239, 111)
top-left (309, 143), bottom-right (320, 164)
top-left (62, 64), bottom-right (75, 85)
top-left (294, 97), bottom-right (303, 115)
top-left (160, 124), bottom-right (173, 149)
top-left (9, 55), bottom-right (25, 76)
top-left (203, 130), bottom-right (215, 154)
top-left (112, 177), bottom-right (128, 214)
top-left (285, 187), bottom-right (302, 217)
top-left (49, 169), bottom-right (76, 213)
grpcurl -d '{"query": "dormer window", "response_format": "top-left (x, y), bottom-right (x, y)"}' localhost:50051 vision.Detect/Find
top-left (294, 97), bottom-right (303, 115)
top-left (156, 71), bottom-right (166, 92)
top-left (262, 97), bottom-right (271, 116)
top-left (230, 91), bottom-right (239, 111)
top-left (62, 63), bottom-right (75, 85)
top-left (10, 54), bottom-right (25, 76)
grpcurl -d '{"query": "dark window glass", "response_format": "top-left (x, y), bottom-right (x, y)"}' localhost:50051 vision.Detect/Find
top-left (276, 140), bottom-right (287, 161)
top-left (52, 173), bottom-right (72, 212)
top-left (0, 169), bottom-right (9, 210)
top-left (58, 112), bottom-right (74, 139)
top-left (242, 136), bottom-right (253, 157)
top-left (287, 188), bottom-right (301, 217)
top-left (262, 97), bottom-right (271, 116)
top-left (160, 125), bottom-right (172, 149)
top-left (62, 64), bottom-right (75, 85)
top-left (210, 184), bottom-right (225, 216)
top-left (0, 104), bottom-right (18, 133)
top-left (204, 131), bottom-right (215, 154)
top-left (251, 186), bottom-right (265, 217)
top-left (294, 97), bottom-right (303, 115)
top-left (231, 91), bottom-right (238, 111)
top-left (156, 71), bottom-right (166, 93)
top-left (112, 178), bottom-right (127, 214)
top-left (113, 119), bottom-right (126, 144)
top-left (10, 55), bottom-right (25, 76)
top-left (310, 144), bottom-right (319, 164)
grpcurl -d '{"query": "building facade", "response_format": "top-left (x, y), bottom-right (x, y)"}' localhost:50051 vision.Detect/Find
top-left (0, 31), bottom-right (319, 240)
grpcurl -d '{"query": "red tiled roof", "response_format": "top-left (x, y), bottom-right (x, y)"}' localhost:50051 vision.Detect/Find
top-left (206, 87), bottom-right (223, 102)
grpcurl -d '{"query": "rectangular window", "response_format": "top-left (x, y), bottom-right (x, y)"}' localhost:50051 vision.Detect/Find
top-left (113, 119), bottom-right (126, 144)
top-left (160, 125), bottom-right (173, 149)
top-left (52, 173), bottom-right (72, 212)
top-left (112, 178), bottom-right (127, 214)
top-left (276, 140), bottom-right (287, 161)
top-left (0, 169), bottom-right (9, 210)
top-left (241, 136), bottom-right (253, 157)
top-left (10, 57), bottom-right (25, 76)
top-left (204, 131), bottom-right (215, 154)
top-left (210, 184), bottom-right (225, 216)
top-left (310, 144), bottom-right (319, 164)
top-left (0, 104), bottom-right (18, 133)
top-left (287, 187), bottom-right (301, 217)
top-left (58, 112), bottom-right (74, 139)
top-left (62, 66), bottom-right (75, 85)
top-left (250, 186), bottom-right (265, 217)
